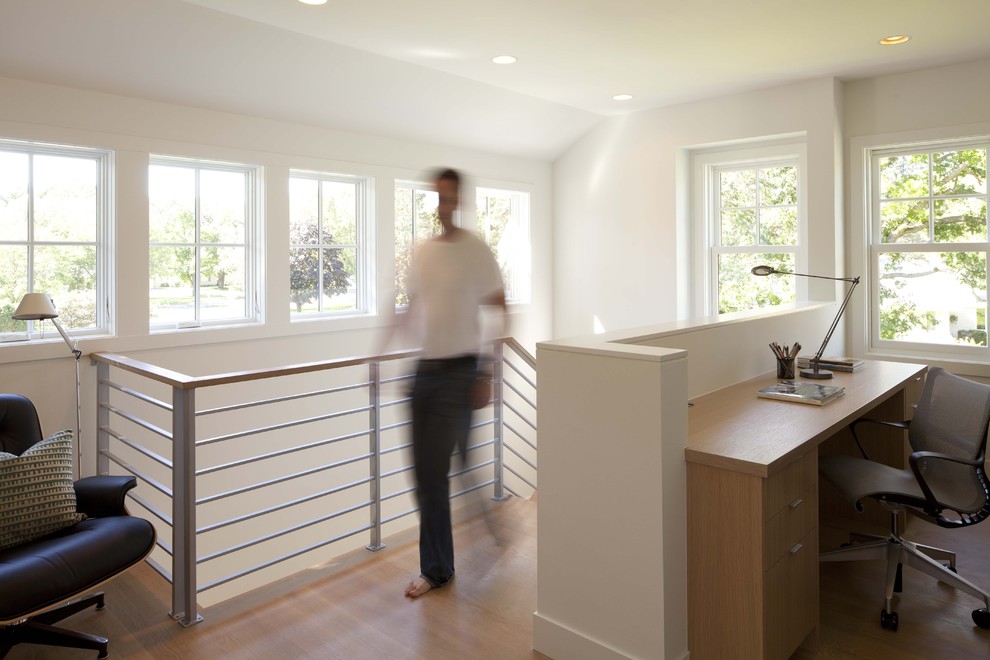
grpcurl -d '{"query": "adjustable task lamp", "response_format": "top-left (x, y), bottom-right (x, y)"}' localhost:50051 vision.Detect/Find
top-left (751, 265), bottom-right (860, 380)
top-left (13, 293), bottom-right (83, 461)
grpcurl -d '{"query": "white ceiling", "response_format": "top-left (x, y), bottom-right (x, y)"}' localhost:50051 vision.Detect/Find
top-left (183, 0), bottom-right (990, 115)
top-left (2, 0), bottom-right (990, 160)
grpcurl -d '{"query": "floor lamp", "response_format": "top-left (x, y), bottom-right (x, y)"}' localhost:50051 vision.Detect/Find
top-left (13, 293), bottom-right (83, 468)
top-left (751, 265), bottom-right (860, 379)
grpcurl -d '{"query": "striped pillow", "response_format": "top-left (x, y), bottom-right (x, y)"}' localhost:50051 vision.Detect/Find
top-left (0, 430), bottom-right (86, 551)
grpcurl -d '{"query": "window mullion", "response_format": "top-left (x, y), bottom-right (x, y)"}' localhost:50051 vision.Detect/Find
top-left (754, 169), bottom-right (762, 247)
top-left (928, 153), bottom-right (935, 242)
top-left (317, 180), bottom-right (324, 312)
top-left (26, 151), bottom-right (35, 299)
top-left (194, 169), bottom-right (202, 324)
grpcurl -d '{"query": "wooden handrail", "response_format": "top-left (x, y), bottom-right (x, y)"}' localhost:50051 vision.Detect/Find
top-left (89, 352), bottom-right (195, 388)
top-left (90, 349), bottom-right (418, 390)
top-left (90, 339), bottom-right (534, 391)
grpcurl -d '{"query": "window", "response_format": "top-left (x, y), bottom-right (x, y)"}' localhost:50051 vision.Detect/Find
top-left (0, 139), bottom-right (111, 340)
top-left (289, 172), bottom-right (370, 317)
top-left (707, 160), bottom-right (801, 314)
top-left (149, 157), bottom-right (259, 328)
top-left (693, 142), bottom-right (807, 316)
top-left (868, 141), bottom-right (988, 352)
top-left (393, 181), bottom-right (439, 306)
top-left (476, 187), bottom-right (531, 304)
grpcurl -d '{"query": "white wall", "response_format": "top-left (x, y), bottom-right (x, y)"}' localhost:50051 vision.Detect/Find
top-left (552, 76), bottom-right (845, 338)
top-left (843, 57), bottom-right (990, 139)
top-left (0, 75), bottom-right (554, 474)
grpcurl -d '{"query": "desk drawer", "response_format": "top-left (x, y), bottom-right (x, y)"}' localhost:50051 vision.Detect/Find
top-left (764, 450), bottom-right (817, 520)
top-left (765, 527), bottom-right (818, 660)
top-left (764, 486), bottom-right (817, 570)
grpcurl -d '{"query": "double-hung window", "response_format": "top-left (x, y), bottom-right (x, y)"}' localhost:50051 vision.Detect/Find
top-left (289, 172), bottom-right (371, 317)
top-left (149, 157), bottom-right (260, 329)
top-left (476, 187), bottom-right (531, 304)
top-left (393, 181), bottom-right (439, 307)
top-left (0, 139), bottom-right (111, 340)
top-left (868, 141), bottom-right (988, 353)
top-left (694, 143), bottom-right (806, 316)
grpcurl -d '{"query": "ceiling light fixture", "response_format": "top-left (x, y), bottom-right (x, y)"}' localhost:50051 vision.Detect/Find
top-left (879, 35), bottom-right (910, 45)
top-left (492, 55), bottom-right (517, 65)
top-left (298, 0), bottom-right (328, 5)
top-left (613, 94), bottom-right (633, 101)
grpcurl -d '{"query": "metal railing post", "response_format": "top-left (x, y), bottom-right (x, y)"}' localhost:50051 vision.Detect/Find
top-left (171, 386), bottom-right (202, 626)
top-left (95, 361), bottom-right (110, 476)
top-left (367, 361), bottom-right (384, 551)
top-left (492, 341), bottom-right (507, 501)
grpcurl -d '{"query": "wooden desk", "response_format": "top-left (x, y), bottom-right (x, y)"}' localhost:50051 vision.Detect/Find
top-left (685, 360), bottom-right (927, 660)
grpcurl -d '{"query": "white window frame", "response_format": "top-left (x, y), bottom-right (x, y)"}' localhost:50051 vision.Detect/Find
top-left (864, 137), bottom-right (990, 360)
top-left (475, 186), bottom-right (531, 305)
top-left (0, 138), bottom-right (113, 343)
top-left (289, 170), bottom-right (373, 319)
top-left (692, 141), bottom-right (808, 316)
top-left (148, 155), bottom-right (262, 331)
top-left (394, 180), bottom-right (440, 308)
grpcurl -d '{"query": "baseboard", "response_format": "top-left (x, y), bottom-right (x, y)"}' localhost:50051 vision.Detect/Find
top-left (533, 611), bottom-right (632, 660)
top-left (533, 611), bottom-right (691, 660)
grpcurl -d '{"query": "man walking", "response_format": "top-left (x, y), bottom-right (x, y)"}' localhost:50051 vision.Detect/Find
top-left (402, 168), bottom-right (507, 598)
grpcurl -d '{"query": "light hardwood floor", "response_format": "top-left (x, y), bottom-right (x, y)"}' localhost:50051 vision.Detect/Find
top-left (7, 495), bottom-right (990, 659)
top-left (7, 496), bottom-right (545, 660)
top-left (796, 518), bottom-right (990, 659)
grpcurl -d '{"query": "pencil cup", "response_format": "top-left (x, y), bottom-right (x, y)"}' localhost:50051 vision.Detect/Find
top-left (776, 357), bottom-right (796, 379)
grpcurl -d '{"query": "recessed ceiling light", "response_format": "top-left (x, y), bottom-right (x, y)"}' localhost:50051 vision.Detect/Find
top-left (298, 0), bottom-right (328, 5)
top-left (879, 35), bottom-right (910, 45)
top-left (492, 55), bottom-right (517, 65)
top-left (613, 94), bottom-right (633, 101)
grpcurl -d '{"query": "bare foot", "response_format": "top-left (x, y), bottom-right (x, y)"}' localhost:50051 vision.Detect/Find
top-left (404, 577), bottom-right (433, 598)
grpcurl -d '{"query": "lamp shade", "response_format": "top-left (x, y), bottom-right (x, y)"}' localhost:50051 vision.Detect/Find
top-left (12, 293), bottom-right (59, 320)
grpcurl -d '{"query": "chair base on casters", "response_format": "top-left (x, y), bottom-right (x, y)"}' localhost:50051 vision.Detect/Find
top-left (821, 533), bottom-right (990, 631)
top-left (0, 592), bottom-right (110, 659)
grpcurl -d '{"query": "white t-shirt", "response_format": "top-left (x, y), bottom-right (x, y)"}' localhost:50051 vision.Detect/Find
top-left (407, 229), bottom-right (504, 359)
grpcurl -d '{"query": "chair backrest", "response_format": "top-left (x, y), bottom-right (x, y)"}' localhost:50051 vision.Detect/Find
top-left (0, 394), bottom-right (45, 456)
top-left (909, 367), bottom-right (990, 517)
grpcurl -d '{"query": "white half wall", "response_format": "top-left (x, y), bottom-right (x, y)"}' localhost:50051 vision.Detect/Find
top-left (535, 305), bottom-right (835, 659)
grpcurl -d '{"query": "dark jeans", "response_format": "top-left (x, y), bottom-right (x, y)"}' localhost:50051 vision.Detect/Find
top-left (410, 355), bottom-right (477, 587)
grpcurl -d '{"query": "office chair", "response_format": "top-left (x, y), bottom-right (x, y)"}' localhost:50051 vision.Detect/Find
top-left (819, 367), bottom-right (990, 632)
top-left (0, 393), bottom-right (157, 658)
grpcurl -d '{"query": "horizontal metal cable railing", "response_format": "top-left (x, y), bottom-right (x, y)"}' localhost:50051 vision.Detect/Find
top-left (90, 338), bottom-right (537, 626)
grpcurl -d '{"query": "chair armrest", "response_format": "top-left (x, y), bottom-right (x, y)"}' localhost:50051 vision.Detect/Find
top-left (74, 475), bottom-right (138, 517)
top-left (849, 418), bottom-right (911, 459)
top-left (908, 450), bottom-right (984, 518)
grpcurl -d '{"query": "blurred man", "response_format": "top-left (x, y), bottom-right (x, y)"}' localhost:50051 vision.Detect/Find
top-left (402, 168), bottom-right (506, 598)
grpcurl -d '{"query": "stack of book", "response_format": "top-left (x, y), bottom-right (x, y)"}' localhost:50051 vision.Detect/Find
top-left (796, 355), bottom-right (864, 372)
top-left (757, 380), bottom-right (845, 406)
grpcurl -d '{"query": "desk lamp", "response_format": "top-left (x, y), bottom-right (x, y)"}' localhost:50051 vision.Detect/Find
top-left (13, 293), bottom-right (83, 463)
top-left (751, 265), bottom-right (859, 379)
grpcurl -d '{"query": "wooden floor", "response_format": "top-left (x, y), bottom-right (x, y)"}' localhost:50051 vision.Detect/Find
top-left (7, 495), bottom-right (990, 659)
top-left (795, 518), bottom-right (990, 659)
top-left (7, 496), bottom-right (545, 660)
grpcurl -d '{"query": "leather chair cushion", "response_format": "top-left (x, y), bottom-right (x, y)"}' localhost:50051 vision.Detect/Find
top-left (0, 515), bottom-right (156, 622)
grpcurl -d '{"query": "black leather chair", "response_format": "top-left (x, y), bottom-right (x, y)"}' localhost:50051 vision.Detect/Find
top-left (0, 394), bottom-right (156, 658)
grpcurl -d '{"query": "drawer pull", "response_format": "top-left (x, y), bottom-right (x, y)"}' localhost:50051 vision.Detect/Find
top-left (789, 543), bottom-right (804, 555)
top-left (788, 498), bottom-right (804, 509)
